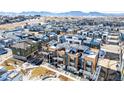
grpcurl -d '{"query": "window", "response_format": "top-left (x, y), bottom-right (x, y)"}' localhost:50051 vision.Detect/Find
top-left (69, 41), bottom-right (73, 44)
top-left (74, 42), bottom-right (80, 44)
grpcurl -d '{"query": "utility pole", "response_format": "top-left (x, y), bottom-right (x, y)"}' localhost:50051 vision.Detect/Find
top-left (49, 52), bottom-right (50, 64)
top-left (119, 40), bottom-right (124, 80)
top-left (120, 46), bottom-right (124, 80)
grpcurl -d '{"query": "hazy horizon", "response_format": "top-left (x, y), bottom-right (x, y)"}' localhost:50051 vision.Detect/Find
top-left (1, 11), bottom-right (124, 14)
top-left (0, 0), bottom-right (124, 13)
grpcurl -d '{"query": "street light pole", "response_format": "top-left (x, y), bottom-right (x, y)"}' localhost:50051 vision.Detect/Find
top-left (49, 52), bottom-right (50, 64)
top-left (119, 41), bottom-right (124, 80)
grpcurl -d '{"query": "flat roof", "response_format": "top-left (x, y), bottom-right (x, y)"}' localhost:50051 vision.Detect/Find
top-left (11, 40), bottom-right (36, 49)
top-left (25, 39), bottom-right (37, 45)
top-left (98, 59), bottom-right (118, 71)
top-left (57, 42), bottom-right (89, 52)
top-left (11, 42), bottom-right (30, 49)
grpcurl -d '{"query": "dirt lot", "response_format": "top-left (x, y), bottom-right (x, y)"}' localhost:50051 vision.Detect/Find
top-left (0, 58), bottom-right (24, 70)
top-left (0, 18), bottom-right (44, 30)
top-left (30, 67), bottom-right (55, 79)
top-left (58, 75), bottom-right (72, 81)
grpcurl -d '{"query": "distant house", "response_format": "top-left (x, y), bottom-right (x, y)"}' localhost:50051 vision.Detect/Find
top-left (83, 38), bottom-right (101, 49)
top-left (120, 32), bottom-right (124, 41)
top-left (59, 35), bottom-right (86, 45)
top-left (0, 38), bottom-right (14, 47)
top-left (46, 32), bottom-right (57, 40)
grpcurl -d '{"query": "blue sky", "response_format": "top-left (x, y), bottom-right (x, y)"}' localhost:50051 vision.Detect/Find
top-left (0, 0), bottom-right (124, 13)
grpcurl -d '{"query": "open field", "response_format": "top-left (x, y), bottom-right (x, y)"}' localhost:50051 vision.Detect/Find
top-left (0, 18), bottom-right (44, 30)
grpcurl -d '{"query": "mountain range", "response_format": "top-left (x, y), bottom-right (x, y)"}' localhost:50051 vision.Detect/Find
top-left (0, 11), bottom-right (124, 16)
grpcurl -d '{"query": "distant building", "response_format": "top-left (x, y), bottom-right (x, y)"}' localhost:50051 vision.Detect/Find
top-left (59, 35), bottom-right (86, 45)
top-left (83, 38), bottom-right (101, 49)
top-left (0, 38), bottom-right (15, 47)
